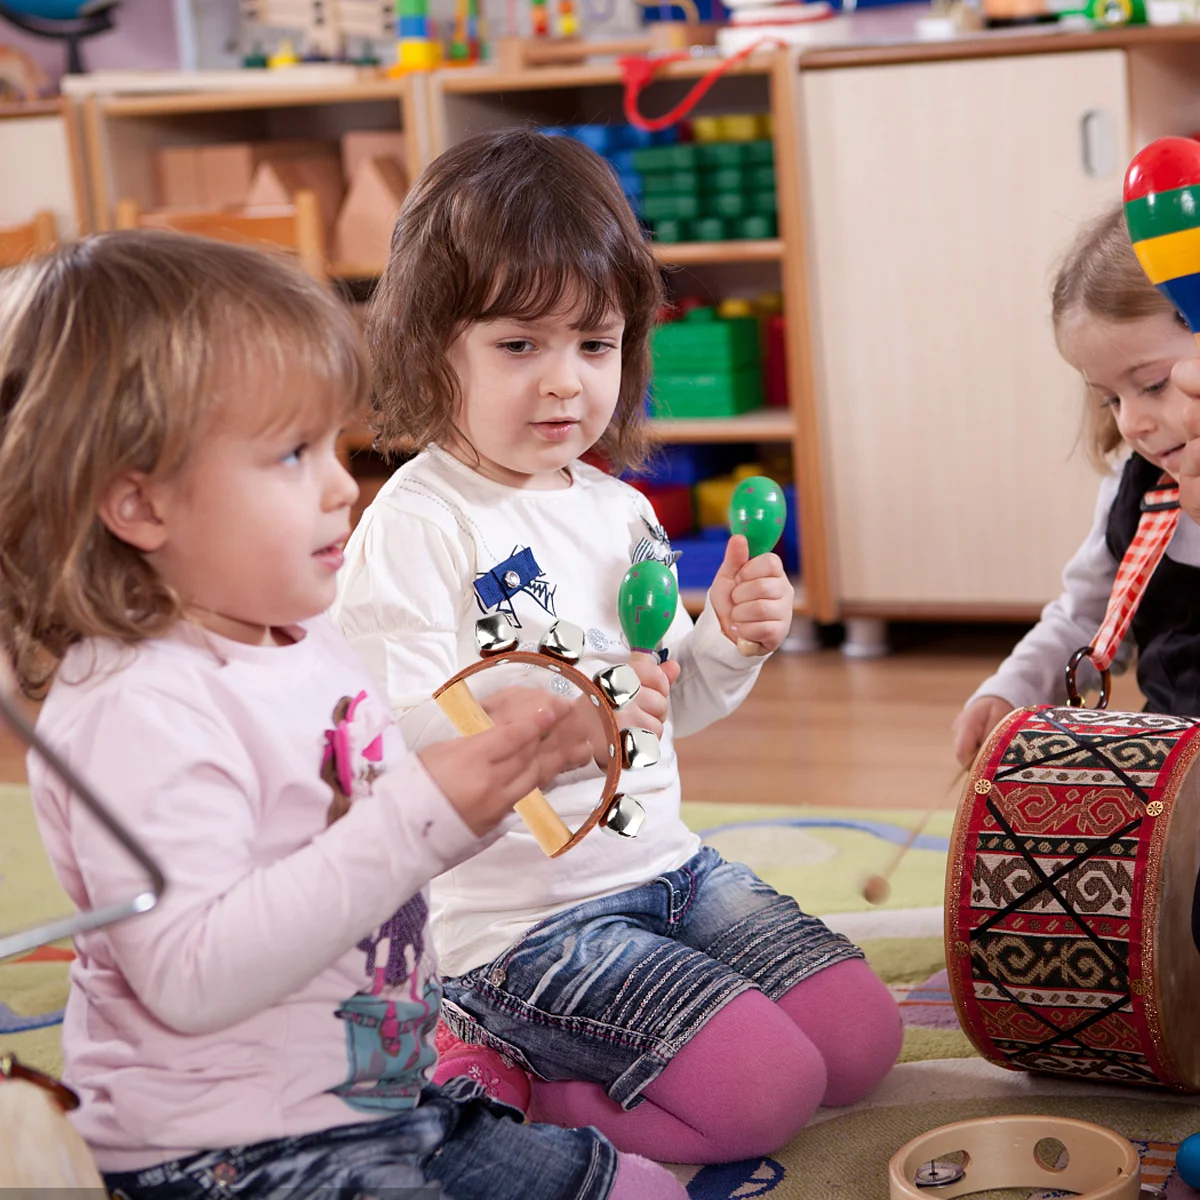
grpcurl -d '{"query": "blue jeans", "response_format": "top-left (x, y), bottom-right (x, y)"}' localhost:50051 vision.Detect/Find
top-left (104, 1077), bottom-right (617, 1200)
top-left (441, 846), bottom-right (863, 1108)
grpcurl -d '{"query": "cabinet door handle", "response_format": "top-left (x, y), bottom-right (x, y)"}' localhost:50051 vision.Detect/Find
top-left (1080, 109), bottom-right (1117, 179)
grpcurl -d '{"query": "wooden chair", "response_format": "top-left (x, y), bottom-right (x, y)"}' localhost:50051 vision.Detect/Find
top-left (0, 210), bottom-right (59, 268)
top-left (113, 190), bottom-right (327, 283)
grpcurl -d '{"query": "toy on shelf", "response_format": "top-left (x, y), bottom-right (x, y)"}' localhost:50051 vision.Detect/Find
top-left (432, 615), bottom-right (661, 855)
top-left (635, 126), bottom-right (777, 244)
top-left (391, 0), bottom-right (441, 71)
top-left (0, 43), bottom-right (48, 99)
top-left (447, 0), bottom-right (483, 62)
top-left (1123, 136), bottom-right (1200, 342)
top-left (0, 0), bottom-right (118, 75)
top-left (651, 306), bottom-right (765, 418)
top-left (242, 0), bottom-right (396, 61)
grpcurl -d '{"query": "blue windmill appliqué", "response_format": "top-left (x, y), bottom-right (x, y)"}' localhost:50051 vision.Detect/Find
top-left (474, 547), bottom-right (556, 628)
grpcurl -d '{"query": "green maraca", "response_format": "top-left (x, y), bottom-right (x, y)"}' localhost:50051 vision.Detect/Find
top-left (728, 475), bottom-right (787, 656)
top-left (729, 475), bottom-right (787, 559)
top-left (618, 560), bottom-right (678, 654)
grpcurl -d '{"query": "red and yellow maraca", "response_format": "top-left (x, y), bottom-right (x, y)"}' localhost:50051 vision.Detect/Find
top-left (1124, 137), bottom-right (1200, 341)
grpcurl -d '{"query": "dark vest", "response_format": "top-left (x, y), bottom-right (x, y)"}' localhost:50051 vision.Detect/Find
top-left (1104, 453), bottom-right (1200, 717)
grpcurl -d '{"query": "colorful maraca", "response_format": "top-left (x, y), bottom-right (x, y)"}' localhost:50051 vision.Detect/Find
top-left (618, 560), bottom-right (678, 654)
top-left (1124, 137), bottom-right (1200, 339)
top-left (728, 474), bottom-right (787, 655)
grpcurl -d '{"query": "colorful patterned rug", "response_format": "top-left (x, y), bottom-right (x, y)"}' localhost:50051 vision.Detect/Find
top-left (5, 786), bottom-right (1200, 1196)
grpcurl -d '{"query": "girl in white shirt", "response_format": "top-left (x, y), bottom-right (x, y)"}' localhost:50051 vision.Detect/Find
top-left (334, 128), bottom-right (902, 1165)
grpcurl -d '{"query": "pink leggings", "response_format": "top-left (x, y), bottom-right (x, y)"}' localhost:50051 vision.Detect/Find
top-left (527, 957), bottom-right (901, 1164)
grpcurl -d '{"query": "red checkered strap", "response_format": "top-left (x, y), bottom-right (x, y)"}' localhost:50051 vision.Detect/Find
top-left (1088, 476), bottom-right (1180, 673)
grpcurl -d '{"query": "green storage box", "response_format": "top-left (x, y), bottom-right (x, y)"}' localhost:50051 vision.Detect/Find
top-left (746, 164), bottom-right (776, 189)
top-left (742, 140), bottom-right (775, 165)
top-left (732, 213), bottom-right (777, 239)
top-left (632, 144), bottom-right (699, 172)
top-left (690, 216), bottom-right (728, 241)
top-left (651, 218), bottom-right (691, 243)
top-left (750, 189), bottom-right (777, 214)
top-left (701, 166), bottom-right (744, 193)
top-left (652, 311), bottom-right (760, 374)
top-left (641, 169), bottom-right (700, 196)
top-left (650, 365), bottom-right (765, 419)
top-left (711, 192), bottom-right (750, 218)
top-left (642, 193), bottom-right (700, 220)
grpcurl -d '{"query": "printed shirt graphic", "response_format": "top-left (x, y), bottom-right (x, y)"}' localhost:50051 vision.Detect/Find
top-left (323, 690), bottom-right (441, 1112)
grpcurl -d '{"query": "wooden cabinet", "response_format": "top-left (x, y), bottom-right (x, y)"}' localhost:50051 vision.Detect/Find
top-left (429, 50), bottom-right (835, 619)
top-left (800, 49), bottom-right (1129, 618)
top-left (796, 49), bottom-right (1135, 619)
top-left (0, 101), bottom-right (89, 238)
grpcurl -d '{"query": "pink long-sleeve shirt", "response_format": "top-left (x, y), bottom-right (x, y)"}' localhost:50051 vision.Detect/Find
top-left (28, 617), bottom-right (482, 1172)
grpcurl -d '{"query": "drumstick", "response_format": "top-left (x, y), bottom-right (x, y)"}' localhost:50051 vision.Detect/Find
top-left (862, 765), bottom-right (968, 906)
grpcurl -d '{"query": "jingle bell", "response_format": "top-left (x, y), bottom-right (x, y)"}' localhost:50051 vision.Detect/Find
top-left (593, 664), bottom-right (641, 710)
top-left (475, 614), bottom-right (519, 657)
top-left (600, 793), bottom-right (645, 838)
top-left (621, 728), bottom-right (660, 770)
top-left (539, 621), bottom-right (586, 664)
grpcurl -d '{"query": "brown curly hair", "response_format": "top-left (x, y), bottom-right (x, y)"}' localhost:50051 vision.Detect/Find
top-left (367, 128), bottom-right (664, 473)
top-left (0, 231), bottom-right (368, 698)
top-left (1052, 204), bottom-right (1182, 471)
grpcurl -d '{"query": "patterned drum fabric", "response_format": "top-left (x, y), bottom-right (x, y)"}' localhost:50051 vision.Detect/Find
top-left (947, 705), bottom-right (1200, 1090)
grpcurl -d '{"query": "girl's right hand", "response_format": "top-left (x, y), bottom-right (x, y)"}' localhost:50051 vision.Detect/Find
top-left (418, 703), bottom-right (567, 837)
top-left (951, 695), bottom-right (1014, 768)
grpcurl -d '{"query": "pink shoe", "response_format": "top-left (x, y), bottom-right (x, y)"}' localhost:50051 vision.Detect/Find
top-left (432, 1019), bottom-right (532, 1114)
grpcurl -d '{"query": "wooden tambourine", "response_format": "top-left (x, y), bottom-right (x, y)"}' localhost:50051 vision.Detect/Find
top-left (889, 1115), bottom-right (1140, 1199)
top-left (433, 615), bottom-right (659, 857)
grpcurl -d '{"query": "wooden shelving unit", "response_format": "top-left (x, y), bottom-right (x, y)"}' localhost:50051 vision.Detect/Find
top-left (427, 47), bottom-right (834, 621)
top-left (80, 75), bottom-right (430, 232)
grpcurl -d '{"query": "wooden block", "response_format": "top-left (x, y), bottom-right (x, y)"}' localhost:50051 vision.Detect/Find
top-left (340, 129), bottom-right (408, 183)
top-left (333, 155), bottom-right (407, 271)
top-left (155, 145), bottom-right (204, 208)
top-left (200, 139), bottom-right (336, 207)
top-left (245, 154), bottom-right (346, 237)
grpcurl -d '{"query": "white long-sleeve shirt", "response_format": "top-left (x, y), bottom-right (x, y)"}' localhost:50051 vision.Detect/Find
top-left (967, 469), bottom-right (1200, 709)
top-left (30, 617), bottom-right (484, 1171)
top-left (332, 446), bottom-right (765, 977)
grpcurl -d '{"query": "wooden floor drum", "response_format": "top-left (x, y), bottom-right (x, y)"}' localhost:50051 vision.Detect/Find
top-left (947, 705), bottom-right (1200, 1090)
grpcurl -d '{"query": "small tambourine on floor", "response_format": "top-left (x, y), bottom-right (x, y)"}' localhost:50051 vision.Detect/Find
top-left (433, 615), bottom-right (660, 856)
top-left (889, 1115), bottom-right (1141, 1199)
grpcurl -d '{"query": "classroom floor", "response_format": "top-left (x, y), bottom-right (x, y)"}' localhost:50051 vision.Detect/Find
top-left (0, 623), bottom-right (1146, 802)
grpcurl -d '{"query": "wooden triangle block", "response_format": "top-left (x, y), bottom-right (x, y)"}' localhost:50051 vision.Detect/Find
top-left (333, 155), bottom-right (408, 272)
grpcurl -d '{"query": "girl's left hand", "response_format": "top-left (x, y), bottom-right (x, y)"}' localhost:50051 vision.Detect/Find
top-left (1176, 356), bottom-right (1200, 524)
top-left (710, 535), bottom-right (794, 656)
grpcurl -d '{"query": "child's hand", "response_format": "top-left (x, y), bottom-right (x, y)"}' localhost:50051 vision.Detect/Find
top-left (1175, 356), bottom-right (1200, 522)
top-left (951, 695), bottom-right (1013, 768)
top-left (619, 652), bottom-right (682, 739)
top-left (419, 703), bottom-right (566, 837)
top-left (709, 535), bottom-right (794, 656)
top-left (483, 686), bottom-right (598, 786)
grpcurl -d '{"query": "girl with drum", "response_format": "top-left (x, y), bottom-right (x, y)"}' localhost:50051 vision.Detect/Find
top-left (332, 128), bottom-right (902, 1164)
top-left (954, 204), bottom-right (1200, 768)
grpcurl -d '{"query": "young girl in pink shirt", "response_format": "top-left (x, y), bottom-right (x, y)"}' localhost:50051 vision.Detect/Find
top-left (0, 231), bottom-right (685, 1200)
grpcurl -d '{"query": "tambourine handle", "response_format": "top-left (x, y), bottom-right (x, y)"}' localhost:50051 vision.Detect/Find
top-left (434, 679), bottom-right (573, 856)
top-left (1065, 645), bottom-right (1111, 710)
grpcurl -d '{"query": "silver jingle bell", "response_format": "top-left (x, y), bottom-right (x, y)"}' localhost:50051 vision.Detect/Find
top-left (475, 614), bottom-right (519, 657)
top-left (621, 728), bottom-right (660, 770)
top-left (913, 1161), bottom-right (965, 1188)
top-left (593, 664), bottom-right (642, 711)
top-left (600, 793), bottom-right (645, 839)
top-left (539, 620), bottom-right (586, 664)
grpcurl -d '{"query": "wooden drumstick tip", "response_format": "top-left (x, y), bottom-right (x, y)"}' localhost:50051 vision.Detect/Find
top-left (862, 874), bottom-right (891, 906)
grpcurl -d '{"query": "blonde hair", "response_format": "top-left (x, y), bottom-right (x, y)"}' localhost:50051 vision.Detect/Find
top-left (0, 231), bottom-right (369, 698)
top-left (367, 128), bottom-right (664, 473)
top-left (1051, 204), bottom-right (1180, 471)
